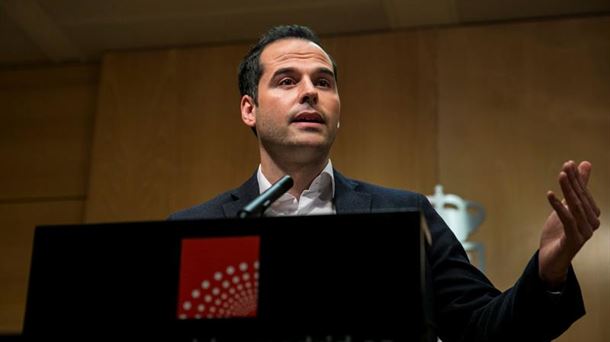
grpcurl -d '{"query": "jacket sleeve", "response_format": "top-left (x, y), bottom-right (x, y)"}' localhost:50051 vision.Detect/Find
top-left (418, 194), bottom-right (585, 342)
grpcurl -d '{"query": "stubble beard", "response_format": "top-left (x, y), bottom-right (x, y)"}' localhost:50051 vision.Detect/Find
top-left (258, 124), bottom-right (335, 166)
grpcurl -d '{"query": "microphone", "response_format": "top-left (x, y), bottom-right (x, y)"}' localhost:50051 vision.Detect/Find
top-left (238, 175), bottom-right (293, 218)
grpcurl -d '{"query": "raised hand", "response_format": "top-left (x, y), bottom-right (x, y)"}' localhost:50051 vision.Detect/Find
top-left (538, 161), bottom-right (601, 289)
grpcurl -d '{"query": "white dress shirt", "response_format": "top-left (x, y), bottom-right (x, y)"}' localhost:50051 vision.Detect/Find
top-left (257, 161), bottom-right (336, 216)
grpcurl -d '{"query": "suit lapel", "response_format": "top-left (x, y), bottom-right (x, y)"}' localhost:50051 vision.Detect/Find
top-left (222, 169), bottom-right (373, 217)
top-left (222, 173), bottom-right (259, 218)
top-left (333, 170), bottom-right (372, 214)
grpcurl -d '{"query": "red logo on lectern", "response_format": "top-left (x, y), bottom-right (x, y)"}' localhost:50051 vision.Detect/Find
top-left (177, 236), bottom-right (260, 319)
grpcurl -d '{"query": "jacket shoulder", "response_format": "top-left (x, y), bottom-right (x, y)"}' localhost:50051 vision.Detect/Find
top-left (349, 178), bottom-right (427, 208)
top-left (167, 190), bottom-right (235, 220)
top-left (168, 173), bottom-right (258, 220)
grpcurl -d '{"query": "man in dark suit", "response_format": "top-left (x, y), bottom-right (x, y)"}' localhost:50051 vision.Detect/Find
top-left (170, 25), bottom-right (601, 341)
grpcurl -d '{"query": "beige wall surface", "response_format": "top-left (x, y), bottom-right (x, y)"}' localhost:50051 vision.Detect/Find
top-left (0, 65), bottom-right (98, 332)
top-left (83, 46), bottom-right (260, 222)
top-left (437, 17), bottom-right (610, 341)
top-left (325, 30), bottom-right (439, 193)
top-left (1, 16), bottom-right (608, 341)
top-left (0, 66), bottom-right (97, 200)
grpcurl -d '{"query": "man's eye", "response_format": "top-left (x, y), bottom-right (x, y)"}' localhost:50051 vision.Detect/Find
top-left (279, 78), bottom-right (295, 86)
top-left (316, 79), bottom-right (331, 88)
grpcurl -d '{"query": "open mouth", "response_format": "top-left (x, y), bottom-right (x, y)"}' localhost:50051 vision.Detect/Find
top-left (292, 112), bottom-right (325, 124)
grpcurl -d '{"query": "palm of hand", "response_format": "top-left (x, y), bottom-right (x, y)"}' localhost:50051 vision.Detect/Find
top-left (538, 161), bottom-right (600, 288)
top-left (540, 210), bottom-right (577, 285)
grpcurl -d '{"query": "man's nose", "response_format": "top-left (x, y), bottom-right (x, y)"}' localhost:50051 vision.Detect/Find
top-left (299, 79), bottom-right (318, 106)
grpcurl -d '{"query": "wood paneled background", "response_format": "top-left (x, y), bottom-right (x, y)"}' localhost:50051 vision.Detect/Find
top-left (436, 18), bottom-right (610, 341)
top-left (0, 65), bottom-right (98, 331)
top-left (1, 16), bottom-right (608, 341)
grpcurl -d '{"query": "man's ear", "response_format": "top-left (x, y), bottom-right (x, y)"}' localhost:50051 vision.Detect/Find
top-left (241, 95), bottom-right (256, 128)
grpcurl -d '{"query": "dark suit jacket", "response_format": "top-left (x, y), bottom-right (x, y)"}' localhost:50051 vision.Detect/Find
top-left (170, 170), bottom-right (585, 342)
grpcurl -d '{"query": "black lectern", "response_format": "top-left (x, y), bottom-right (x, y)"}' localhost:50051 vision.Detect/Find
top-left (23, 211), bottom-right (432, 341)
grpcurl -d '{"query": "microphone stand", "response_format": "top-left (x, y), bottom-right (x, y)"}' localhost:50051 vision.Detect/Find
top-left (237, 175), bottom-right (293, 218)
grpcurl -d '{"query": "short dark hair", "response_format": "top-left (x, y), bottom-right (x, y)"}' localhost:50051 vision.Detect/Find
top-left (238, 25), bottom-right (338, 105)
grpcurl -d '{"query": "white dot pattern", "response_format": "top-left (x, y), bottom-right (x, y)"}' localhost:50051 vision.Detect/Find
top-left (180, 260), bottom-right (259, 319)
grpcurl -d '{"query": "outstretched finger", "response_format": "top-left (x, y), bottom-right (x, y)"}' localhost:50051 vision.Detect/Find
top-left (559, 170), bottom-right (594, 240)
top-left (568, 164), bottom-right (599, 230)
top-left (577, 161), bottom-right (601, 217)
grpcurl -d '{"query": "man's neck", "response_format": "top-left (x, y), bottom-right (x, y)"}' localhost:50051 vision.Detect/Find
top-left (259, 150), bottom-right (329, 199)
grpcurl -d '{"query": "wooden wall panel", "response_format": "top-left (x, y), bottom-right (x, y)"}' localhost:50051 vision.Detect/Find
top-left (325, 30), bottom-right (438, 193)
top-left (0, 201), bottom-right (84, 333)
top-left (84, 46), bottom-right (260, 222)
top-left (0, 64), bottom-right (97, 333)
top-left (0, 65), bottom-right (98, 200)
top-left (169, 46), bottom-right (261, 215)
top-left (437, 17), bottom-right (610, 341)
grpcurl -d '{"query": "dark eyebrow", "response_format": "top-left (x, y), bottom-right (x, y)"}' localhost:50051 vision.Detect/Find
top-left (271, 67), bottom-right (296, 80)
top-left (270, 67), bottom-right (336, 80)
top-left (317, 67), bottom-right (335, 79)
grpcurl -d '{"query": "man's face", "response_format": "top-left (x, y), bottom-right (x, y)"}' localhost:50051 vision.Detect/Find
top-left (242, 38), bottom-right (341, 155)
